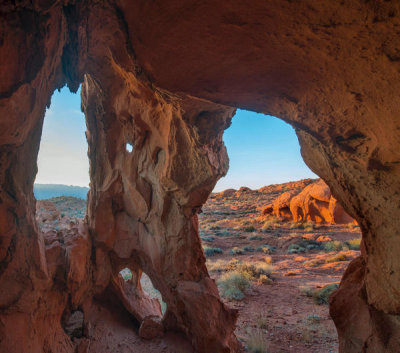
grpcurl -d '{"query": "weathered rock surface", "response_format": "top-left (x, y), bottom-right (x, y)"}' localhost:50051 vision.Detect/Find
top-left (290, 180), bottom-right (354, 224)
top-left (1, 1), bottom-right (400, 352)
top-left (262, 180), bottom-right (355, 224)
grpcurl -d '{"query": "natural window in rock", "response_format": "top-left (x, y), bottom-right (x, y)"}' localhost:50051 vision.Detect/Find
top-left (126, 142), bottom-right (133, 153)
top-left (119, 268), bottom-right (167, 314)
top-left (140, 272), bottom-right (167, 314)
top-left (34, 86), bottom-right (89, 230)
top-left (201, 110), bottom-right (361, 352)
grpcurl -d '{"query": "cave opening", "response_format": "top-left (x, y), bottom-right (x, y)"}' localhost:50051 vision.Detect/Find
top-left (34, 86), bottom-right (89, 227)
top-left (200, 109), bottom-right (361, 352)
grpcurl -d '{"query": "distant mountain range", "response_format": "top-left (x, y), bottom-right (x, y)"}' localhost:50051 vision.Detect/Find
top-left (34, 184), bottom-right (89, 200)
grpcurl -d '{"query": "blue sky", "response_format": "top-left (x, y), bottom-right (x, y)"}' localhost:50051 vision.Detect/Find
top-left (214, 110), bottom-right (316, 191)
top-left (35, 87), bottom-right (316, 189)
top-left (36, 87), bottom-right (89, 186)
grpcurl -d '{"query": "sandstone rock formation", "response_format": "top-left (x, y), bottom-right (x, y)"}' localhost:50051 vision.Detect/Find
top-left (262, 180), bottom-right (355, 224)
top-left (1, 1), bottom-right (400, 352)
top-left (290, 180), bottom-right (354, 224)
top-left (219, 188), bottom-right (237, 198)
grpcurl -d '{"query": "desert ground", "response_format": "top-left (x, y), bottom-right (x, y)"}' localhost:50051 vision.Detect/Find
top-left (36, 180), bottom-right (361, 353)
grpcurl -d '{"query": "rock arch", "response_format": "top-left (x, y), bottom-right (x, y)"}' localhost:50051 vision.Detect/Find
top-left (1, 1), bottom-right (400, 352)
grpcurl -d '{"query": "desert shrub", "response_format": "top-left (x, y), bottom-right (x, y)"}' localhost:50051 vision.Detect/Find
top-left (345, 238), bottom-right (361, 250)
top-left (256, 244), bottom-right (276, 254)
top-left (322, 241), bottom-right (347, 252)
top-left (256, 314), bottom-right (269, 330)
top-left (287, 243), bottom-right (306, 254)
top-left (287, 239), bottom-right (321, 254)
top-left (249, 235), bottom-right (263, 241)
top-left (243, 245), bottom-right (255, 252)
top-left (245, 329), bottom-right (269, 353)
top-left (299, 285), bottom-right (314, 297)
top-left (210, 225), bottom-right (221, 230)
top-left (298, 239), bottom-right (321, 251)
top-left (218, 271), bottom-right (250, 300)
top-left (326, 253), bottom-right (348, 263)
top-left (244, 226), bottom-right (256, 232)
top-left (237, 261), bottom-right (273, 280)
top-left (289, 221), bottom-right (304, 229)
top-left (230, 247), bottom-right (245, 255)
top-left (215, 229), bottom-right (231, 237)
top-left (207, 258), bottom-right (240, 272)
top-left (313, 283), bottom-right (339, 305)
top-left (203, 236), bottom-right (216, 243)
top-left (203, 246), bottom-right (223, 257)
top-left (262, 217), bottom-right (281, 232)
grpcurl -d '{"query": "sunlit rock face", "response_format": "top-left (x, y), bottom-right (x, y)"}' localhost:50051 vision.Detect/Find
top-left (1, 1), bottom-right (400, 352)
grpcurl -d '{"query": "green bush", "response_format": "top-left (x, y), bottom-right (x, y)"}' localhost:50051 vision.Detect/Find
top-left (203, 246), bottom-right (223, 257)
top-left (249, 235), bottom-right (263, 241)
top-left (243, 245), bottom-right (255, 252)
top-left (218, 271), bottom-right (251, 300)
top-left (256, 244), bottom-right (276, 254)
top-left (322, 241), bottom-right (346, 252)
top-left (313, 283), bottom-right (339, 305)
top-left (244, 226), bottom-right (256, 232)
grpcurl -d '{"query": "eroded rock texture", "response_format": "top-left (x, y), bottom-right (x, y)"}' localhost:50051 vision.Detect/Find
top-left (1, 0), bottom-right (400, 352)
top-left (261, 180), bottom-right (355, 224)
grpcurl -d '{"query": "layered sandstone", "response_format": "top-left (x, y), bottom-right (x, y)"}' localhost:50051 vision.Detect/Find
top-left (1, 1), bottom-right (400, 352)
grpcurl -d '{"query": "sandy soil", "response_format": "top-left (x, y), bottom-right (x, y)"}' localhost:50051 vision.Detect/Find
top-left (199, 187), bottom-right (361, 353)
top-left (36, 181), bottom-right (361, 353)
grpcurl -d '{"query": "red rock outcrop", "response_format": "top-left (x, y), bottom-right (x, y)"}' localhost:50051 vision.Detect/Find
top-left (263, 180), bottom-right (355, 224)
top-left (219, 188), bottom-right (236, 198)
top-left (289, 180), bottom-right (354, 224)
top-left (1, 1), bottom-right (400, 352)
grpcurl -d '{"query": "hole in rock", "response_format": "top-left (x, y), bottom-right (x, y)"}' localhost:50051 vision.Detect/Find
top-left (34, 86), bottom-right (89, 230)
top-left (200, 109), bottom-right (361, 352)
top-left (126, 142), bottom-right (133, 152)
top-left (140, 272), bottom-right (167, 315)
top-left (119, 268), bottom-right (167, 315)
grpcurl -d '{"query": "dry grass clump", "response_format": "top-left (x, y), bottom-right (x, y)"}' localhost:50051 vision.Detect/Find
top-left (207, 258), bottom-right (240, 272)
top-left (262, 216), bottom-right (281, 232)
top-left (230, 246), bottom-right (245, 255)
top-left (236, 261), bottom-right (274, 284)
top-left (256, 244), bottom-right (276, 254)
top-left (299, 285), bottom-right (314, 297)
top-left (326, 252), bottom-right (348, 263)
top-left (322, 240), bottom-right (347, 252)
top-left (217, 271), bottom-right (251, 300)
top-left (209, 258), bottom-right (273, 285)
top-left (345, 238), bottom-right (361, 250)
top-left (245, 329), bottom-right (269, 353)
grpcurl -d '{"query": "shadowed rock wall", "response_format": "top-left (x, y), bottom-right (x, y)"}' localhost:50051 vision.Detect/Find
top-left (1, 0), bottom-right (400, 352)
